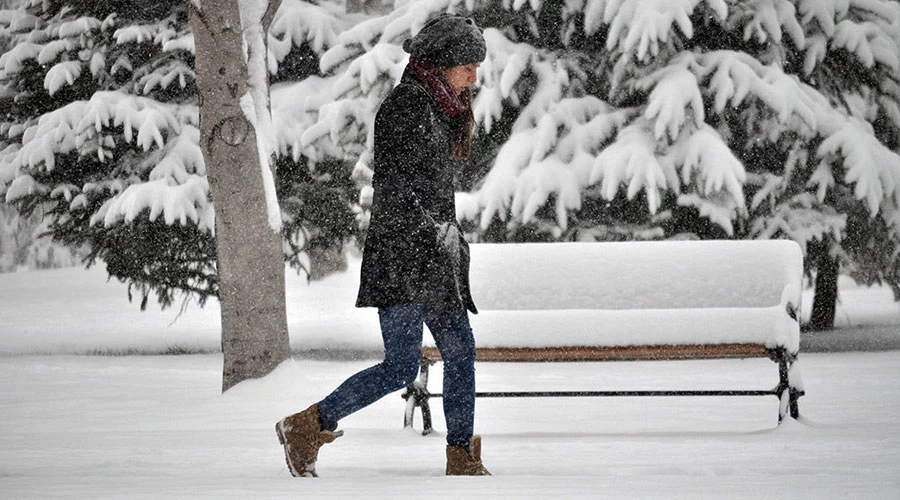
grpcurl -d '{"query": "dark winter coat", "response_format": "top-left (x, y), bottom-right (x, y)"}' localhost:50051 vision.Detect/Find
top-left (355, 68), bottom-right (477, 314)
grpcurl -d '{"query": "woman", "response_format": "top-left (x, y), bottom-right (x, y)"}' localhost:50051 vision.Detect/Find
top-left (276, 14), bottom-right (490, 477)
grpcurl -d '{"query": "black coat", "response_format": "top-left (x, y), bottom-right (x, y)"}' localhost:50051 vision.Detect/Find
top-left (355, 68), bottom-right (477, 313)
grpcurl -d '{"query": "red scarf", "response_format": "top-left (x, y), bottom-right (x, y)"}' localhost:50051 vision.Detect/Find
top-left (407, 57), bottom-right (469, 117)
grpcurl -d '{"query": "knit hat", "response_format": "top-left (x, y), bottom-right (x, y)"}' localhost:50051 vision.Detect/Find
top-left (402, 14), bottom-right (486, 68)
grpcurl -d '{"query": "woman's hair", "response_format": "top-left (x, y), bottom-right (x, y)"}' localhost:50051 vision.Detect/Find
top-left (428, 66), bottom-right (474, 161)
top-left (451, 87), bottom-right (475, 160)
top-left (409, 60), bottom-right (477, 161)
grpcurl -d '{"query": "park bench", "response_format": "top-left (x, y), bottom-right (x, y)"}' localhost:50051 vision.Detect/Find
top-left (402, 240), bottom-right (805, 433)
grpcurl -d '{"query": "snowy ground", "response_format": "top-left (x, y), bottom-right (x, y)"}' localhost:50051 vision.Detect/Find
top-left (0, 258), bottom-right (899, 499)
top-left (1, 353), bottom-right (899, 499)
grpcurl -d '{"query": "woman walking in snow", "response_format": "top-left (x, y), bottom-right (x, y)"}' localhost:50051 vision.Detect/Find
top-left (276, 14), bottom-right (490, 477)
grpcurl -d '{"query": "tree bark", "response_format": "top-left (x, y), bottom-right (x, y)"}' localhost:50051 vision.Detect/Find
top-left (808, 244), bottom-right (839, 331)
top-left (188, 0), bottom-right (291, 392)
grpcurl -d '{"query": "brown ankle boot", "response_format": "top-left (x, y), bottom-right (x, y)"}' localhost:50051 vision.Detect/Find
top-left (275, 403), bottom-right (343, 477)
top-left (446, 435), bottom-right (491, 476)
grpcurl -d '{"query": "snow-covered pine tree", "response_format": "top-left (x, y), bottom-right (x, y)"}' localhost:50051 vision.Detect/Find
top-left (709, 0), bottom-right (900, 328)
top-left (775, 0), bottom-right (900, 328)
top-left (0, 0), bottom-right (215, 307)
top-left (0, 1), bottom-right (355, 306)
top-left (0, 0), bottom-right (355, 386)
top-left (295, 0), bottom-right (900, 327)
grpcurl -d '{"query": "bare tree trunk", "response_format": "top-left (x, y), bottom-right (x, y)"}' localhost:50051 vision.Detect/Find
top-left (188, 0), bottom-right (290, 392)
top-left (808, 241), bottom-right (839, 331)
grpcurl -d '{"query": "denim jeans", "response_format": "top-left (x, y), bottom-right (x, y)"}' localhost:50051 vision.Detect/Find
top-left (317, 304), bottom-right (476, 447)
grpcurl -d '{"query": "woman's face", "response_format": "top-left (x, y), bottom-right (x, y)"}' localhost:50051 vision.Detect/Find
top-left (445, 63), bottom-right (480, 94)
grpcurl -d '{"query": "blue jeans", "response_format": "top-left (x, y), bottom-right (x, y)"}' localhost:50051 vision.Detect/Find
top-left (317, 304), bottom-right (476, 447)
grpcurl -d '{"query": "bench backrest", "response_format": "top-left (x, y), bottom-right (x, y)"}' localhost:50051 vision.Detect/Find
top-left (468, 240), bottom-right (803, 311)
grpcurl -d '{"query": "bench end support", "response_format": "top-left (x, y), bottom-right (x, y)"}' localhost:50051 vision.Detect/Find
top-left (773, 346), bottom-right (804, 424)
top-left (401, 359), bottom-right (435, 435)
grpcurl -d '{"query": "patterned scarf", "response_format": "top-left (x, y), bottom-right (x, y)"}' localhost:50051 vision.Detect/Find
top-left (407, 57), bottom-right (469, 117)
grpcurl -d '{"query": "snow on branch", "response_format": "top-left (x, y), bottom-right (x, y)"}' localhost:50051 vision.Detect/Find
top-left (0, 10), bottom-right (41, 33)
top-left (96, 174), bottom-right (212, 230)
top-left (15, 91), bottom-right (185, 160)
top-left (476, 94), bottom-right (633, 231)
top-left (268, 0), bottom-right (346, 73)
top-left (798, 0), bottom-right (900, 74)
top-left (298, 42), bottom-right (405, 159)
top-left (672, 123), bottom-right (746, 208)
top-left (6, 90), bottom-right (207, 232)
top-left (58, 17), bottom-right (101, 38)
top-left (816, 118), bottom-right (900, 215)
top-left (701, 50), bottom-right (818, 129)
top-left (300, 95), bottom-right (371, 159)
top-left (114, 24), bottom-right (176, 46)
top-left (588, 121), bottom-right (746, 234)
top-left (749, 192), bottom-right (846, 252)
top-left (831, 18), bottom-right (899, 71)
top-left (510, 54), bottom-right (570, 134)
top-left (472, 28), bottom-right (533, 133)
top-left (271, 75), bottom-right (333, 161)
top-left (590, 123), bottom-right (674, 214)
top-left (162, 33), bottom-right (195, 54)
top-left (598, 0), bottom-right (727, 61)
top-left (37, 40), bottom-right (75, 66)
top-left (511, 156), bottom-right (583, 231)
top-left (93, 122), bottom-right (208, 230)
top-left (637, 60), bottom-right (705, 141)
top-left (44, 61), bottom-right (82, 96)
top-left (0, 42), bottom-right (40, 76)
top-left (320, 7), bottom-right (398, 74)
top-left (796, 0), bottom-right (845, 36)
top-left (319, 0), bottom-right (469, 74)
top-left (738, 0), bottom-right (805, 47)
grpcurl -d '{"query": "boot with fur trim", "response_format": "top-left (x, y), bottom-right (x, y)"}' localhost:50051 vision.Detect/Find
top-left (275, 404), bottom-right (343, 477)
top-left (446, 435), bottom-right (491, 475)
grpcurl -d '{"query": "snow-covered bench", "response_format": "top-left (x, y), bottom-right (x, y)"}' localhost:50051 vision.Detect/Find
top-left (403, 240), bottom-right (805, 433)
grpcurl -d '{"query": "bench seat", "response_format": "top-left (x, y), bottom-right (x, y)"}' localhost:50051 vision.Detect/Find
top-left (424, 305), bottom-right (799, 353)
top-left (421, 343), bottom-right (771, 362)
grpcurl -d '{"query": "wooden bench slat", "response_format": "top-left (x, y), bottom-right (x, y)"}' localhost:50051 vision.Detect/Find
top-left (421, 343), bottom-right (769, 363)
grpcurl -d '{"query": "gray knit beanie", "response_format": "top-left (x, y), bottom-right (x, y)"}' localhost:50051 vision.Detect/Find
top-left (402, 14), bottom-right (486, 68)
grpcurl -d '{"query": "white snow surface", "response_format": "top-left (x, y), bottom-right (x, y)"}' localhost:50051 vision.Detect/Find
top-left (0, 244), bottom-right (899, 498)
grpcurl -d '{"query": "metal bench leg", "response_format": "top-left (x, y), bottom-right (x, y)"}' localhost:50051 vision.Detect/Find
top-left (789, 388), bottom-right (801, 419)
top-left (773, 347), bottom-right (802, 423)
top-left (401, 358), bottom-right (435, 435)
top-left (789, 361), bottom-right (803, 420)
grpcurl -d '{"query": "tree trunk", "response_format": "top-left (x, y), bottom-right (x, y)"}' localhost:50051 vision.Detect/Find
top-left (808, 244), bottom-right (840, 331)
top-left (188, 0), bottom-right (291, 392)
